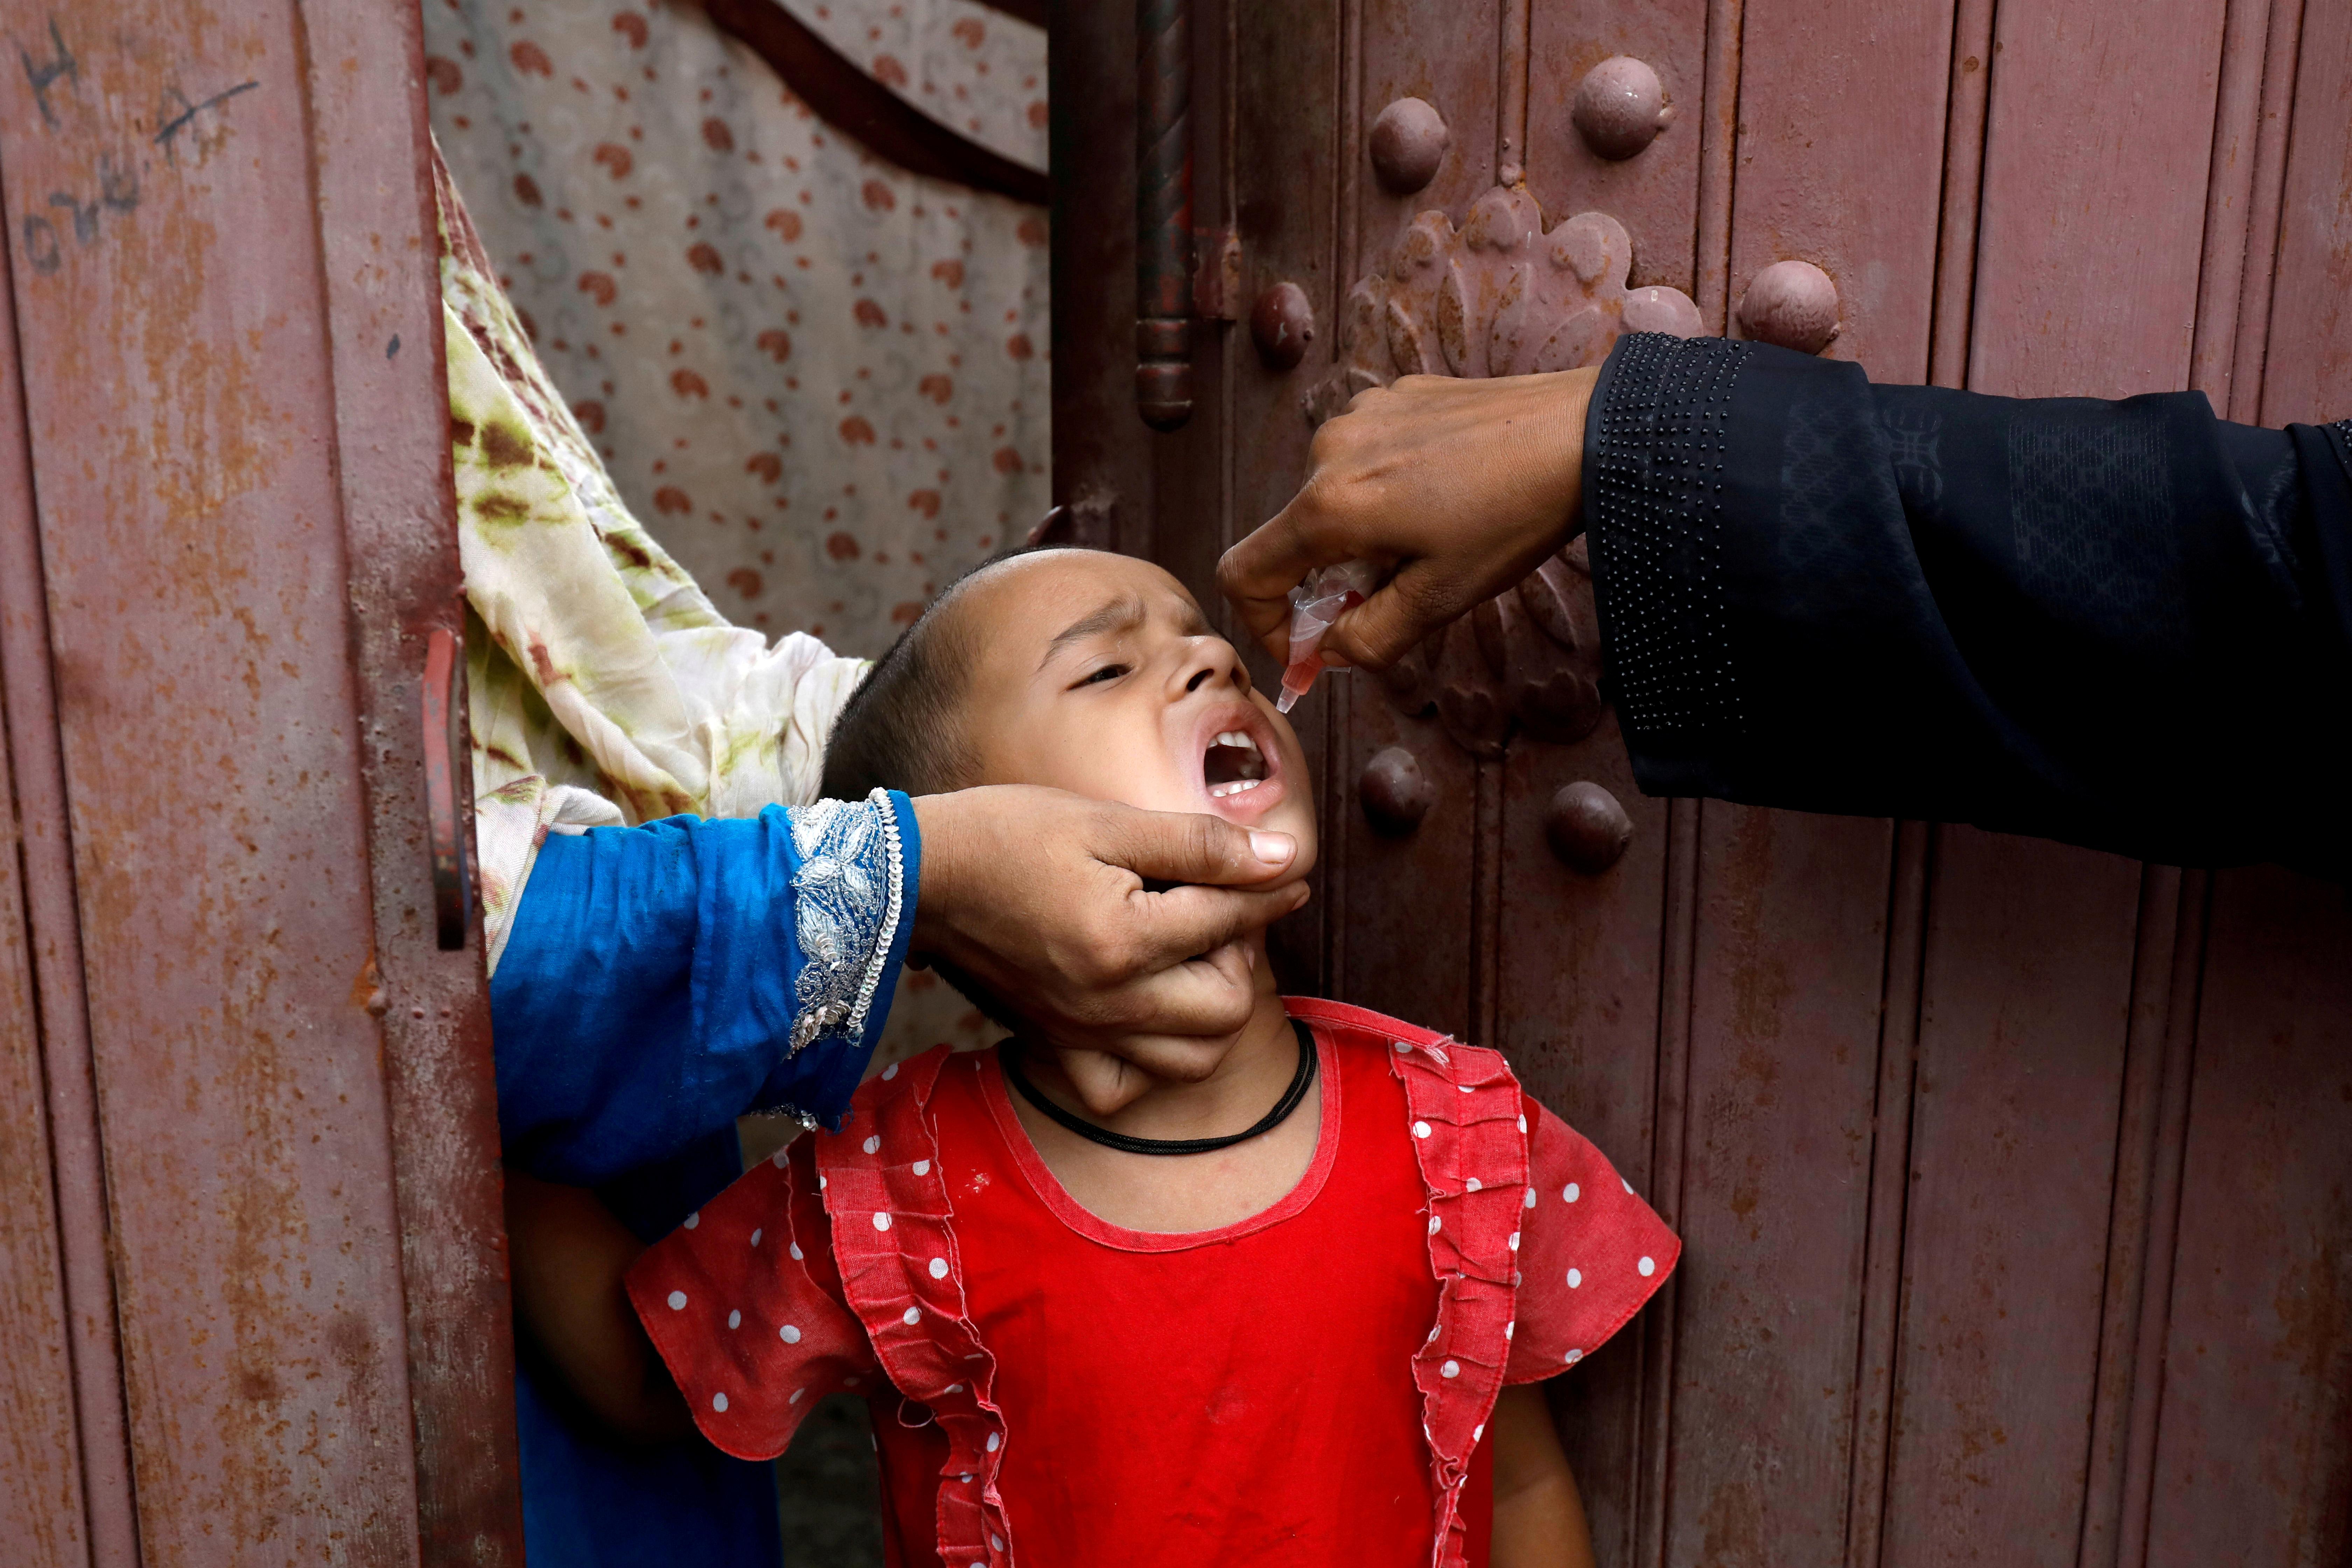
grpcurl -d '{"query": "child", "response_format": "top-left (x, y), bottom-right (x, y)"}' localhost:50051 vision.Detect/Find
top-left (551, 547), bottom-right (1678, 1566)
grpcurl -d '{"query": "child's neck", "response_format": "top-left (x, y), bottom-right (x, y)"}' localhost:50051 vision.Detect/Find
top-left (1017, 953), bottom-right (1296, 1141)
top-left (1004, 943), bottom-right (1320, 1234)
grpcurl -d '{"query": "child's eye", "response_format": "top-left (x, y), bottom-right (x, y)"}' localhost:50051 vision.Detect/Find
top-left (1072, 663), bottom-right (1128, 688)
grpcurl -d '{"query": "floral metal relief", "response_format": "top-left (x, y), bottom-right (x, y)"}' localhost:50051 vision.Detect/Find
top-left (1313, 187), bottom-right (1700, 759)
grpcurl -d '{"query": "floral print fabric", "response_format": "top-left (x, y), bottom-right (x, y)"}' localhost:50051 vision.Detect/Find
top-left (422, 0), bottom-right (1051, 662)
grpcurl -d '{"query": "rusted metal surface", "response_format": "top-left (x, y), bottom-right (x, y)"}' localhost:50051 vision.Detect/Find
top-left (1542, 782), bottom-right (1631, 874)
top-left (0, 109), bottom-right (137, 1568)
top-left (0, 526), bottom-right (88, 1568)
top-left (1248, 280), bottom-right (1316, 370)
top-left (0, 0), bottom-right (516, 1560)
top-left (1670, 804), bottom-right (1894, 1565)
top-left (421, 629), bottom-right (470, 953)
top-left (1727, 0), bottom-right (1954, 378)
top-left (1134, 0), bottom-right (1195, 429)
top-left (2225, 0), bottom-right (2307, 423)
top-left (1571, 57), bottom-right (1674, 163)
top-left (1884, 831), bottom-right (2145, 1562)
top-left (1358, 745), bottom-right (1433, 836)
top-left (1970, 0), bottom-right (2229, 397)
top-left (1736, 258), bottom-right (1841, 354)
top-left (2147, 866), bottom-right (2352, 1566)
top-left (1052, 4), bottom-right (2352, 1565)
top-left (1369, 97), bottom-right (1449, 193)
top-left (2078, 870), bottom-right (2202, 1568)
top-left (296, 1), bottom-right (524, 1558)
top-left (1047, 0), bottom-right (1155, 562)
top-left (1525, 2), bottom-right (1704, 302)
top-left (1926, 0), bottom-right (1995, 388)
top-left (2258, 0), bottom-right (2352, 426)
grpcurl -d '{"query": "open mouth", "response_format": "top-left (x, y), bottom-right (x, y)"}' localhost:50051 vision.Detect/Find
top-left (1202, 728), bottom-right (1272, 799)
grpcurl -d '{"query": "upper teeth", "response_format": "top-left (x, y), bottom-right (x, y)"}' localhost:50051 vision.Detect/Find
top-left (1216, 731), bottom-right (1259, 752)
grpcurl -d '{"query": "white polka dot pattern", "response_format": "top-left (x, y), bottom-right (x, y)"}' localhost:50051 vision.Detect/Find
top-left (683, 1211), bottom-right (700, 1229)
top-left (667, 1291), bottom-right (688, 1311)
top-left (728, 1309), bottom-right (742, 1329)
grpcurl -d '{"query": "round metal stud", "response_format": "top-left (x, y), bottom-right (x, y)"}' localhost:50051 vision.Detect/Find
top-left (1250, 281), bottom-right (1316, 370)
top-left (1572, 57), bottom-right (1674, 161)
top-left (1370, 97), bottom-right (1449, 194)
top-left (1545, 781), bottom-right (1632, 873)
top-left (1737, 259), bottom-right (1841, 354)
top-left (1359, 746), bottom-right (1435, 837)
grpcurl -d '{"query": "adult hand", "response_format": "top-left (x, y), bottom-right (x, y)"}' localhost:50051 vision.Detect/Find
top-left (1217, 367), bottom-right (1597, 672)
top-left (909, 786), bottom-right (1308, 1089)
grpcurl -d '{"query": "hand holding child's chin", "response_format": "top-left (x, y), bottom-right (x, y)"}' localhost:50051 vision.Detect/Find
top-left (1040, 939), bottom-right (1258, 1115)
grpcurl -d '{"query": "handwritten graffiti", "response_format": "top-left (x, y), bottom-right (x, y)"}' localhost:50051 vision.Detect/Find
top-left (24, 149), bottom-right (138, 273)
top-left (9, 16), bottom-right (261, 279)
top-left (154, 78), bottom-right (259, 165)
top-left (18, 16), bottom-right (74, 128)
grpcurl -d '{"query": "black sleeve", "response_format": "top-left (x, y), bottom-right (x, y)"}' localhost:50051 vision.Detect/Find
top-left (1580, 333), bottom-right (2352, 878)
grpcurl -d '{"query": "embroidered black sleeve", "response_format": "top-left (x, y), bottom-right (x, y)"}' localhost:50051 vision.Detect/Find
top-left (1582, 333), bottom-right (1753, 748)
top-left (1581, 335), bottom-right (2352, 878)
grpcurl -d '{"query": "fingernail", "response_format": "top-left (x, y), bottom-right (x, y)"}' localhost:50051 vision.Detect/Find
top-left (1244, 945), bottom-right (1259, 972)
top-left (1248, 831), bottom-right (1296, 866)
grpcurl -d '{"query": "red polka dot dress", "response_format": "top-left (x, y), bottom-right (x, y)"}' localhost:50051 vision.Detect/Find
top-left (629, 999), bottom-right (1679, 1568)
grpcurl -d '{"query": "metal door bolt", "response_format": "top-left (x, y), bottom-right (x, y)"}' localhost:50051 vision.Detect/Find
top-left (1370, 97), bottom-right (1449, 194)
top-left (1573, 57), bottom-right (1674, 161)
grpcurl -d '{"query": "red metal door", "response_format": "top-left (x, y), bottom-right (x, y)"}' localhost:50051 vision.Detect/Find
top-left (1051, 1), bottom-right (2352, 1563)
top-left (0, 2), bottom-right (521, 1562)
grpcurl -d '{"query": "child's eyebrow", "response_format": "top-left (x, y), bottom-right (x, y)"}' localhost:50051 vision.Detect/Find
top-left (1037, 594), bottom-right (1147, 670)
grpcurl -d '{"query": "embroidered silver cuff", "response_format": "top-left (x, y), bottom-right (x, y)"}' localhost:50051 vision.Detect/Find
top-left (785, 788), bottom-right (907, 1058)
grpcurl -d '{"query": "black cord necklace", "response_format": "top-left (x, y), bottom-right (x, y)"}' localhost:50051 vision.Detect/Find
top-left (1004, 1019), bottom-right (1319, 1156)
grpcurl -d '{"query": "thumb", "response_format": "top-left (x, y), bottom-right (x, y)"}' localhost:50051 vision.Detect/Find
top-left (1101, 805), bottom-right (1300, 888)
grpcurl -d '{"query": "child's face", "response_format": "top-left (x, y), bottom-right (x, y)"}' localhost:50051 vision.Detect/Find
top-left (955, 550), bottom-right (1319, 873)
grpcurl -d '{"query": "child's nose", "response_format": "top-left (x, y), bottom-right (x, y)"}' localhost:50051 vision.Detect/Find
top-left (1179, 637), bottom-right (1251, 696)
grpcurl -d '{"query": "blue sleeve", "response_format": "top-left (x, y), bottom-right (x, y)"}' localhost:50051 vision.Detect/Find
top-left (489, 792), bottom-right (921, 1184)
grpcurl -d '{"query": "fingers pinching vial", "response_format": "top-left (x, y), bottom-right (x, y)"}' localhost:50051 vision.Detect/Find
top-left (1218, 367), bottom-right (1601, 675)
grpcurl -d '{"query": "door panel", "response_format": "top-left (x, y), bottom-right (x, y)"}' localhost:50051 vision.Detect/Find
top-left (2258, 0), bottom-right (2352, 427)
top-left (1052, 1), bottom-right (2352, 1561)
top-left (1664, 803), bottom-right (1894, 1567)
top-left (1969, 0), bottom-right (2230, 398)
top-left (1522, 0), bottom-right (1706, 296)
top-left (0, 2), bottom-right (519, 1559)
top-left (1727, 0), bottom-right (1954, 380)
top-left (1883, 830), bottom-right (2144, 1565)
top-left (2146, 867), bottom-right (2352, 1568)
top-left (0, 640), bottom-right (86, 1568)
